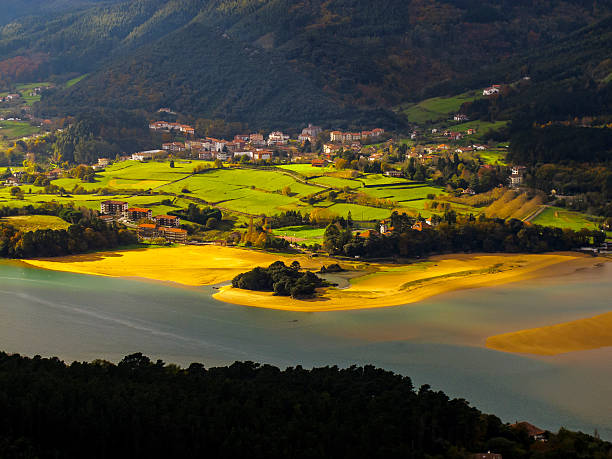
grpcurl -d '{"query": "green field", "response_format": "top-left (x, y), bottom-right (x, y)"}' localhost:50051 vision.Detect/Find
top-left (0, 121), bottom-right (42, 140)
top-left (0, 160), bottom-right (482, 226)
top-left (452, 120), bottom-right (508, 139)
top-left (475, 150), bottom-right (507, 165)
top-left (272, 225), bottom-right (326, 245)
top-left (531, 207), bottom-right (603, 232)
top-left (400, 90), bottom-right (484, 123)
top-left (15, 82), bottom-right (52, 106)
top-left (66, 75), bottom-right (88, 88)
top-left (1, 215), bottom-right (70, 232)
top-left (279, 164), bottom-right (336, 177)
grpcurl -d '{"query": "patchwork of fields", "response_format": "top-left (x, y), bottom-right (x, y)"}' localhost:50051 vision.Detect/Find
top-left (0, 161), bottom-right (604, 242)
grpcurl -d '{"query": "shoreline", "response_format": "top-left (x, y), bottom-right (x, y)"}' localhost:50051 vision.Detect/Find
top-left (214, 253), bottom-right (602, 312)
top-left (486, 310), bottom-right (612, 356)
top-left (19, 246), bottom-right (605, 314)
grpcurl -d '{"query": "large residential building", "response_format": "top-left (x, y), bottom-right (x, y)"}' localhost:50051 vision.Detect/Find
top-left (149, 121), bottom-right (195, 136)
top-left (330, 128), bottom-right (384, 143)
top-left (253, 149), bottom-right (272, 161)
top-left (137, 224), bottom-right (187, 243)
top-left (159, 227), bottom-right (188, 243)
top-left (126, 207), bottom-right (153, 221)
top-left (132, 150), bottom-right (165, 161)
top-left (268, 131), bottom-right (290, 146)
top-left (100, 200), bottom-right (128, 216)
top-left (302, 123), bottom-right (322, 137)
top-left (249, 133), bottom-right (266, 146)
top-left (162, 142), bottom-right (186, 152)
top-left (323, 143), bottom-right (342, 155)
top-left (154, 215), bottom-right (180, 227)
top-left (299, 124), bottom-right (322, 143)
top-left (137, 223), bottom-right (158, 238)
top-left (207, 138), bottom-right (226, 152)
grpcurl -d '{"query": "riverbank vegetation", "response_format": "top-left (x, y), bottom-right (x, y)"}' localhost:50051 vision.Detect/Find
top-left (0, 203), bottom-right (137, 258)
top-left (323, 213), bottom-right (603, 259)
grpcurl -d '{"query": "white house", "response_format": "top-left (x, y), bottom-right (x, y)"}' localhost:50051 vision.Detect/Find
top-left (483, 85), bottom-right (501, 96)
top-left (132, 150), bottom-right (164, 161)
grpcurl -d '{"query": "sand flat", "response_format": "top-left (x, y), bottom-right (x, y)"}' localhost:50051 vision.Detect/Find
top-left (23, 247), bottom-right (600, 313)
top-left (214, 253), bottom-right (598, 312)
top-left (486, 312), bottom-right (612, 356)
top-left (23, 246), bottom-right (341, 286)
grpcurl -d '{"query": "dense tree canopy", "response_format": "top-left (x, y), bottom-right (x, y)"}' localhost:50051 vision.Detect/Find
top-left (0, 352), bottom-right (610, 459)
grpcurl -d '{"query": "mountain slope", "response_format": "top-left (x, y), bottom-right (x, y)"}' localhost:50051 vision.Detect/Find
top-left (1, 0), bottom-right (610, 127)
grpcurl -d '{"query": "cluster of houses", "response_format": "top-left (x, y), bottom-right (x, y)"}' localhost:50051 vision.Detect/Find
top-left (329, 128), bottom-right (385, 143)
top-left (100, 200), bottom-right (187, 243)
top-left (149, 121), bottom-right (195, 136)
top-left (146, 121), bottom-right (387, 163)
top-left (0, 93), bottom-right (21, 103)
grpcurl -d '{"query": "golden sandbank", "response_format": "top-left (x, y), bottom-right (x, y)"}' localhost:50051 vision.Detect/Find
top-left (486, 311), bottom-right (612, 356)
top-left (23, 246), bottom-right (601, 314)
top-left (214, 252), bottom-right (597, 312)
top-left (22, 245), bottom-right (347, 286)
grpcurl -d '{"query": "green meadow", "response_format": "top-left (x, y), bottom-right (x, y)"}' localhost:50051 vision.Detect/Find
top-left (475, 150), bottom-right (507, 165)
top-left (0, 120), bottom-right (42, 140)
top-left (0, 160), bottom-right (602, 234)
top-left (531, 207), bottom-right (603, 232)
top-left (1, 215), bottom-right (70, 232)
top-left (400, 90), bottom-right (484, 123)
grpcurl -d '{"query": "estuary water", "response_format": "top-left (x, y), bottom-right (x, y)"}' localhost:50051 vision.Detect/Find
top-left (1, 260), bottom-right (611, 438)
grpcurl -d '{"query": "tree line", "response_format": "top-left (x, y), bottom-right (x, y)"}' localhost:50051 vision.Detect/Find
top-left (0, 351), bottom-right (609, 459)
top-left (0, 203), bottom-right (137, 258)
top-left (323, 213), bottom-right (604, 258)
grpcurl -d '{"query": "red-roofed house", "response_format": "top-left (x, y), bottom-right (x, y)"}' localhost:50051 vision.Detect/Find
top-left (101, 200), bottom-right (128, 216)
top-left (138, 223), bottom-right (158, 238)
top-left (154, 215), bottom-right (180, 227)
top-left (126, 207), bottom-right (152, 221)
top-left (159, 227), bottom-right (188, 243)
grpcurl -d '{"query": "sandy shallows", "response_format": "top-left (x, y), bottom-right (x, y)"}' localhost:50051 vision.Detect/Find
top-left (214, 253), bottom-right (598, 312)
top-left (23, 245), bottom-right (345, 286)
top-left (486, 311), bottom-right (612, 356)
top-left (23, 247), bottom-right (599, 314)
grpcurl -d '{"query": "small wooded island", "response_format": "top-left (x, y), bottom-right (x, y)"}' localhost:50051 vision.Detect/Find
top-left (231, 261), bottom-right (330, 298)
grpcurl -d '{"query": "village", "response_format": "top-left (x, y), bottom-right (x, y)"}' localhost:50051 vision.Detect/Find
top-left (0, 82), bottom-right (553, 250)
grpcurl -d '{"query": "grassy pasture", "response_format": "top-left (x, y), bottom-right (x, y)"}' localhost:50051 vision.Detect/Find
top-left (1, 215), bottom-right (70, 232)
top-left (272, 225), bottom-right (326, 244)
top-left (66, 75), bottom-right (88, 88)
top-left (0, 121), bottom-right (42, 139)
top-left (279, 164), bottom-right (336, 177)
top-left (400, 90), bottom-right (483, 123)
top-left (531, 207), bottom-right (602, 231)
top-left (0, 160), bottom-right (486, 225)
top-left (476, 150), bottom-right (507, 165)
top-left (451, 120), bottom-right (508, 136)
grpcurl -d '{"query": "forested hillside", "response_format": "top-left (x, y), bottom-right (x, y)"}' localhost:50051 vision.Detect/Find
top-left (1, 352), bottom-right (610, 458)
top-left (0, 0), bottom-right (117, 26)
top-left (0, 0), bottom-right (610, 127)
